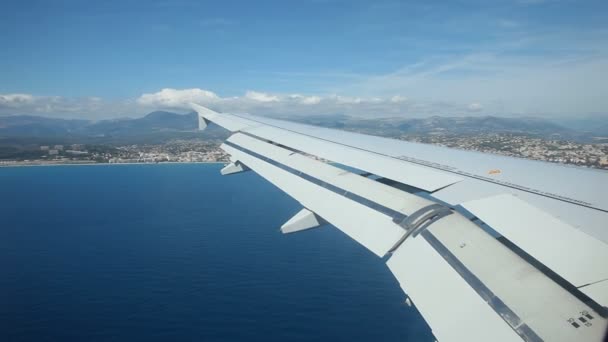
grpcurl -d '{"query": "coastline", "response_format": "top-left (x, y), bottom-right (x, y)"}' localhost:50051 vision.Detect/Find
top-left (0, 161), bottom-right (226, 168)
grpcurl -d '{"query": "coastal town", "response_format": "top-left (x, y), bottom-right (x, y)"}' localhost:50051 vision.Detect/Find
top-left (401, 133), bottom-right (608, 169)
top-left (0, 140), bottom-right (229, 166)
top-left (1, 133), bottom-right (607, 170)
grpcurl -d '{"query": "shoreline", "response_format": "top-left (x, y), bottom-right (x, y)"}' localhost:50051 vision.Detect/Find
top-left (0, 161), bottom-right (227, 168)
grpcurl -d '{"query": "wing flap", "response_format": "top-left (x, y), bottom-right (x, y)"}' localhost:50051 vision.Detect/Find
top-left (239, 125), bottom-right (463, 192)
top-left (390, 210), bottom-right (608, 342)
top-left (462, 193), bottom-right (608, 307)
top-left (387, 235), bottom-right (522, 342)
top-left (227, 133), bottom-right (433, 216)
top-left (221, 138), bottom-right (406, 256)
top-left (580, 280), bottom-right (608, 308)
top-left (191, 104), bottom-right (462, 192)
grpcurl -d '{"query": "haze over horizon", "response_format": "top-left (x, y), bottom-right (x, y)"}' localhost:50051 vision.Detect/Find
top-left (1, 0), bottom-right (607, 120)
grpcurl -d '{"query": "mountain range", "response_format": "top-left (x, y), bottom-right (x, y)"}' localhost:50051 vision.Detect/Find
top-left (0, 111), bottom-right (227, 145)
top-left (275, 114), bottom-right (607, 142)
top-left (1, 111), bottom-right (606, 145)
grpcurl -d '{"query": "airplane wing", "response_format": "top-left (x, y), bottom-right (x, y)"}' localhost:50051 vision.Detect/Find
top-left (192, 103), bottom-right (608, 342)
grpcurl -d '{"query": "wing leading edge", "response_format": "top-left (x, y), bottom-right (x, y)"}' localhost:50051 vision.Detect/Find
top-left (193, 104), bottom-right (608, 341)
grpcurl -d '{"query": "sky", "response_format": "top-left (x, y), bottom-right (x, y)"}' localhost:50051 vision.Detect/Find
top-left (0, 0), bottom-right (607, 120)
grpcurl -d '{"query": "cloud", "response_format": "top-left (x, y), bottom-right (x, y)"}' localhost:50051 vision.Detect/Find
top-left (244, 27), bottom-right (608, 119)
top-left (339, 44), bottom-right (608, 117)
top-left (0, 94), bottom-right (35, 108)
top-left (244, 91), bottom-right (279, 103)
top-left (3, 40), bottom-right (607, 124)
top-left (0, 93), bottom-right (140, 119)
top-left (0, 87), bottom-right (554, 120)
top-left (332, 95), bottom-right (363, 104)
top-left (289, 94), bottom-right (321, 105)
top-left (390, 95), bottom-right (407, 103)
top-left (137, 88), bottom-right (219, 108)
top-left (134, 89), bottom-right (479, 118)
top-left (467, 103), bottom-right (483, 112)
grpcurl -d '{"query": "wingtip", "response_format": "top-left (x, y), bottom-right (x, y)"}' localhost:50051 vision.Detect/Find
top-left (190, 103), bottom-right (216, 130)
top-left (189, 103), bottom-right (219, 116)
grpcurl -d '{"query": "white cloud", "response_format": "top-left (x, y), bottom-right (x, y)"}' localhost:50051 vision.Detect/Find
top-left (330, 95), bottom-right (363, 104)
top-left (3, 54), bottom-right (606, 122)
top-left (0, 88), bottom-right (537, 120)
top-left (390, 95), bottom-right (407, 103)
top-left (0, 94), bottom-right (35, 108)
top-left (289, 94), bottom-right (321, 105)
top-left (4, 28), bottom-right (607, 121)
top-left (244, 90), bottom-right (279, 102)
top-left (300, 96), bottom-right (321, 105)
top-left (467, 103), bottom-right (483, 112)
top-left (0, 92), bottom-right (145, 119)
top-left (137, 88), bottom-right (219, 108)
top-left (340, 47), bottom-right (608, 117)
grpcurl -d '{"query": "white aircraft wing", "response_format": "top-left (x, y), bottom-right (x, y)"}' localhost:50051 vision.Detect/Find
top-left (193, 104), bottom-right (608, 342)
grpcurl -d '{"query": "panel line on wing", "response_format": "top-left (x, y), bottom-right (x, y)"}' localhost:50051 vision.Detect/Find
top-left (224, 140), bottom-right (408, 224)
top-left (457, 204), bottom-right (608, 317)
top-left (419, 229), bottom-right (544, 342)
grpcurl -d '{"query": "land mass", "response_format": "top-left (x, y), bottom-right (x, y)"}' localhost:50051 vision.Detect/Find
top-left (0, 111), bottom-right (607, 169)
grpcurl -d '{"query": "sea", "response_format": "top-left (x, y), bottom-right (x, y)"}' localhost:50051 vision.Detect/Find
top-left (0, 163), bottom-right (433, 341)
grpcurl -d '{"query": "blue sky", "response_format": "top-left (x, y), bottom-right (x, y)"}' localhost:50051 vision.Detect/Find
top-left (1, 0), bottom-right (607, 119)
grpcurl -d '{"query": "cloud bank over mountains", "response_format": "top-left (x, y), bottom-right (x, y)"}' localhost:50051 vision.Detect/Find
top-left (2, 1), bottom-right (607, 121)
top-left (2, 27), bottom-right (606, 121)
top-left (0, 88), bottom-right (491, 120)
top-left (3, 45), bottom-right (606, 121)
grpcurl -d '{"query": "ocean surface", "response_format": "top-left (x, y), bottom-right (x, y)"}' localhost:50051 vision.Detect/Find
top-left (0, 163), bottom-right (433, 341)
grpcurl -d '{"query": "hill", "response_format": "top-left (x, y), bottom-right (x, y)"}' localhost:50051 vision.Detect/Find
top-left (0, 111), bottom-right (228, 144)
top-left (1, 111), bottom-right (606, 144)
top-left (281, 114), bottom-right (600, 141)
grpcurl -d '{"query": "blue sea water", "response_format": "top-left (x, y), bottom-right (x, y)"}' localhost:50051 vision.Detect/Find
top-left (0, 164), bottom-right (433, 341)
